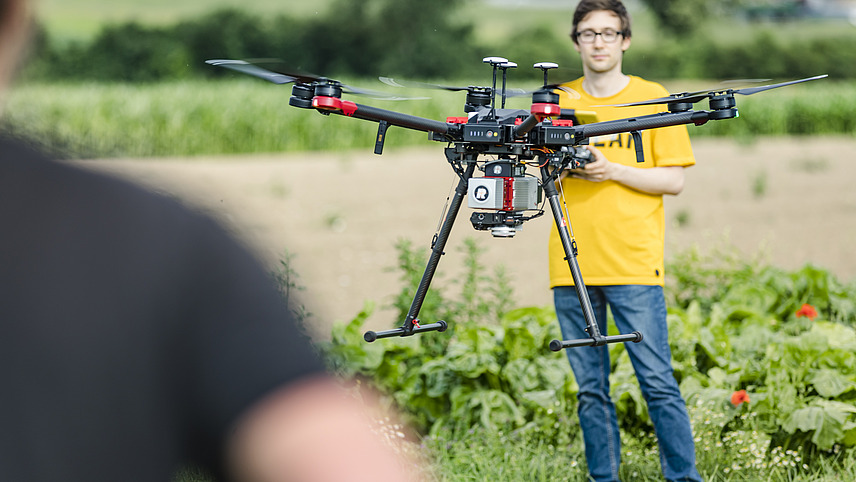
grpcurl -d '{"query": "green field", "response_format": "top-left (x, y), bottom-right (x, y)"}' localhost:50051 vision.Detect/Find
top-left (4, 78), bottom-right (853, 159)
top-left (34, 0), bottom-right (577, 47)
top-left (36, 0), bottom-right (322, 41)
top-left (37, 0), bottom-right (856, 47)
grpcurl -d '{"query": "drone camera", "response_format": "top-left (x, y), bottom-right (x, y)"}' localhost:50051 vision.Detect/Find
top-left (470, 211), bottom-right (528, 238)
top-left (468, 160), bottom-right (541, 237)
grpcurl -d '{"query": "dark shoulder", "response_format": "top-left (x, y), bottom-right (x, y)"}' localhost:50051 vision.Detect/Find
top-left (0, 136), bottom-right (212, 234)
top-left (0, 135), bottom-right (252, 280)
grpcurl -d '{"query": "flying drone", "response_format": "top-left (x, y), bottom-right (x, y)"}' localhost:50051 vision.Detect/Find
top-left (206, 57), bottom-right (826, 352)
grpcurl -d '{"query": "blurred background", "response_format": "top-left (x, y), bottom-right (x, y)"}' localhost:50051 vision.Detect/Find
top-left (4, 0), bottom-right (853, 158)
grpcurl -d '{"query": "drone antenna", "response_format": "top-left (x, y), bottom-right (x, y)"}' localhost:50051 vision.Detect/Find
top-left (534, 62), bottom-right (559, 88)
top-left (483, 57), bottom-right (508, 119)
top-left (499, 61), bottom-right (517, 109)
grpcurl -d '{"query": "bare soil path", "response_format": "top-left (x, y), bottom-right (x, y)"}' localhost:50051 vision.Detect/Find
top-left (79, 137), bottom-right (856, 338)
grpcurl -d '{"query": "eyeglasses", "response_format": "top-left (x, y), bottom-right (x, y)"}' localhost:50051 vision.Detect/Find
top-left (574, 29), bottom-right (624, 44)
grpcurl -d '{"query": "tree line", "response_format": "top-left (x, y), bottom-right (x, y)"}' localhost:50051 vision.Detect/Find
top-left (20, 0), bottom-right (856, 83)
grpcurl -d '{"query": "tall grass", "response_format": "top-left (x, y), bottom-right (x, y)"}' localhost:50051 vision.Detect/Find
top-left (0, 78), bottom-right (495, 158)
top-left (3, 79), bottom-right (854, 159)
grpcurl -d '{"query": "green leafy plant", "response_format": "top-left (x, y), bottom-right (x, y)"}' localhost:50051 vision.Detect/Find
top-left (324, 240), bottom-right (856, 476)
top-left (323, 238), bottom-right (578, 446)
top-left (666, 246), bottom-right (856, 464)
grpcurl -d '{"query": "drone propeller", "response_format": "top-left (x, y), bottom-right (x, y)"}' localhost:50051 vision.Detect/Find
top-left (728, 74), bottom-right (828, 95)
top-left (610, 74), bottom-right (828, 107)
top-left (379, 77), bottom-right (473, 92)
top-left (206, 59), bottom-right (423, 100)
top-left (378, 76), bottom-right (528, 97)
top-left (206, 59), bottom-right (299, 84)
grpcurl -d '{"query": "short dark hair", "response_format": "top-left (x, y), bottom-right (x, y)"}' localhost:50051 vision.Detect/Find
top-left (571, 0), bottom-right (632, 42)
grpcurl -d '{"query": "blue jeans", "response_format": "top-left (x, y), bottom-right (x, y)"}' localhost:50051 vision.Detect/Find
top-left (554, 285), bottom-right (701, 482)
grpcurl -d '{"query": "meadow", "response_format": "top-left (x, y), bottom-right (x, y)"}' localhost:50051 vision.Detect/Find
top-left (4, 78), bottom-right (854, 159)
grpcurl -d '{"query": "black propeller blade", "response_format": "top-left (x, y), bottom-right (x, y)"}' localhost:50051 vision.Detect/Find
top-left (206, 59), bottom-right (299, 84)
top-left (206, 59), bottom-right (424, 100)
top-left (379, 77), bottom-right (473, 92)
top-left (730, 74), bottom-right (828, 95)
top-left (610, 74), bottom-right (828, 107)
top-left (378, 76), bottom-right (528, 97)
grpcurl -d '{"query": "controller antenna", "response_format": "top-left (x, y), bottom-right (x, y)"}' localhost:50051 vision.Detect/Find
top-left (534, 62), bottom-right (559, 88)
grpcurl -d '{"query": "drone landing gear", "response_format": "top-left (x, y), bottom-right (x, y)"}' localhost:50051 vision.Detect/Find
top-left (540, 164), bottom-right (643, 351)
top-left (363, 161), bottom-right (477, 343)
top-left (364, 155), bottom-right (642, 352)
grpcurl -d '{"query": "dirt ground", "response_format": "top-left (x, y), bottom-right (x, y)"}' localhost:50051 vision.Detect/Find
top-left (78, 137), bottom-right (856, 338)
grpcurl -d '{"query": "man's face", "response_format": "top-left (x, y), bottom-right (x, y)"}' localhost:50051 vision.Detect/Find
top-left (573, 10), bottom-right (631, 74)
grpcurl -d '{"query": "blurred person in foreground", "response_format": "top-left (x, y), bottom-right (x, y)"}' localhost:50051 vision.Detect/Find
top-left (548, 1), bottom-right (702, 481)
top-left (0, 1), bottom-right (419, 480)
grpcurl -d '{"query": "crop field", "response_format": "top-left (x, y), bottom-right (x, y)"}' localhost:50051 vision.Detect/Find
top-left (36, 0), bottom-right (856, 45)
top-left (36, 0), bottom-right (320, 41)
top-left (4, 78), bottom-right (854, 159)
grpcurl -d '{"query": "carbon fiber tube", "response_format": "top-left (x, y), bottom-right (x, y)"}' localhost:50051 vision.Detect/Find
top-left (364, 321), bottom-right (448, 342)
top-left (549, 332), bottom-right (643, 351)
top-left (576, 111), bottom-right (711, 140)
top-left (344, 103), bottom-right (453, 136)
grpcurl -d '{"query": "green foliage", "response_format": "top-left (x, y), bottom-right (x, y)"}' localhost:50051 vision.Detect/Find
top-left (24, 1), bottom-right (481, 83)
top-left (23, 1), bottom-right (856, 83)
top-left (327, 239), bottom-right (856, 476)
top-left (3, 80), bottom-right (854, 159)
top-left (624, 29), bottom-right (856, 81)
top-left (0, 79), bottom-right (447, 158)
top-left (271, 250), bottom-right (310, 326)
top-left (323, 238), bottom-right (578, 446)
top-left (642, 0), bottom-right (714, 37)
top-left (666, 246), bottom-right (856, 463)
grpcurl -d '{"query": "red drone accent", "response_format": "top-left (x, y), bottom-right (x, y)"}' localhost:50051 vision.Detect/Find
top-left (312, 97), bottom-right (359, 116)
top-left (531, 102), bottom-right (562, 120)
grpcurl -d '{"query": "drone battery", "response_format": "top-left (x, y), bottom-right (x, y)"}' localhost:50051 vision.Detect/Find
top-left (463, 124), bottom-right (503, 143)
top-left (468, 177), bottom-right (539, 211)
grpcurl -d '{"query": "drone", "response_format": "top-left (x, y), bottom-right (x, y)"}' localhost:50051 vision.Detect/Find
top-left (206, 57), bottom-right (826, 352)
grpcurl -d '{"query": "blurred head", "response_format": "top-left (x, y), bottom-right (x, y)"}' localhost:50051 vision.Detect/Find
top-left (570, 0), bottom-right (632, 75)
top-left (571, 0), bottom-right (632, 43)
top-left (0, 0), bottom-right (32, 98)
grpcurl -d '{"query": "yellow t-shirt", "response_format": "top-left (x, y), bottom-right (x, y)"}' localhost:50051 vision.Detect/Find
top-left (548, 76), bottom-right (695, 288)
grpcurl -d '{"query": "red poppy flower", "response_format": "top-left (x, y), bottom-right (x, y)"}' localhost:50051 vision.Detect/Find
top-left (795, 303), bottom-right (818, 320)
top-left (731, 390), bottom-right (750, 406)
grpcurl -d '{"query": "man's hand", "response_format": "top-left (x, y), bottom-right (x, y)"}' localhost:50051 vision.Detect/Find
top-left (567, 146), bottom-right (614, 183)
top-left (564, 146), bottom-right (686, 195)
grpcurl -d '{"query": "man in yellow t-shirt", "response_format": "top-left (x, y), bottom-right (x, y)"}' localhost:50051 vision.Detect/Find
top-left (549, 2), bottom-right (702, 481)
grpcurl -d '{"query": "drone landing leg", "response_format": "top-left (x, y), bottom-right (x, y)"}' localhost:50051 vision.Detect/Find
top-left (540, 166), bottom-right (643, 351)
top-left (364, 162), bottom-right (477, 342)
